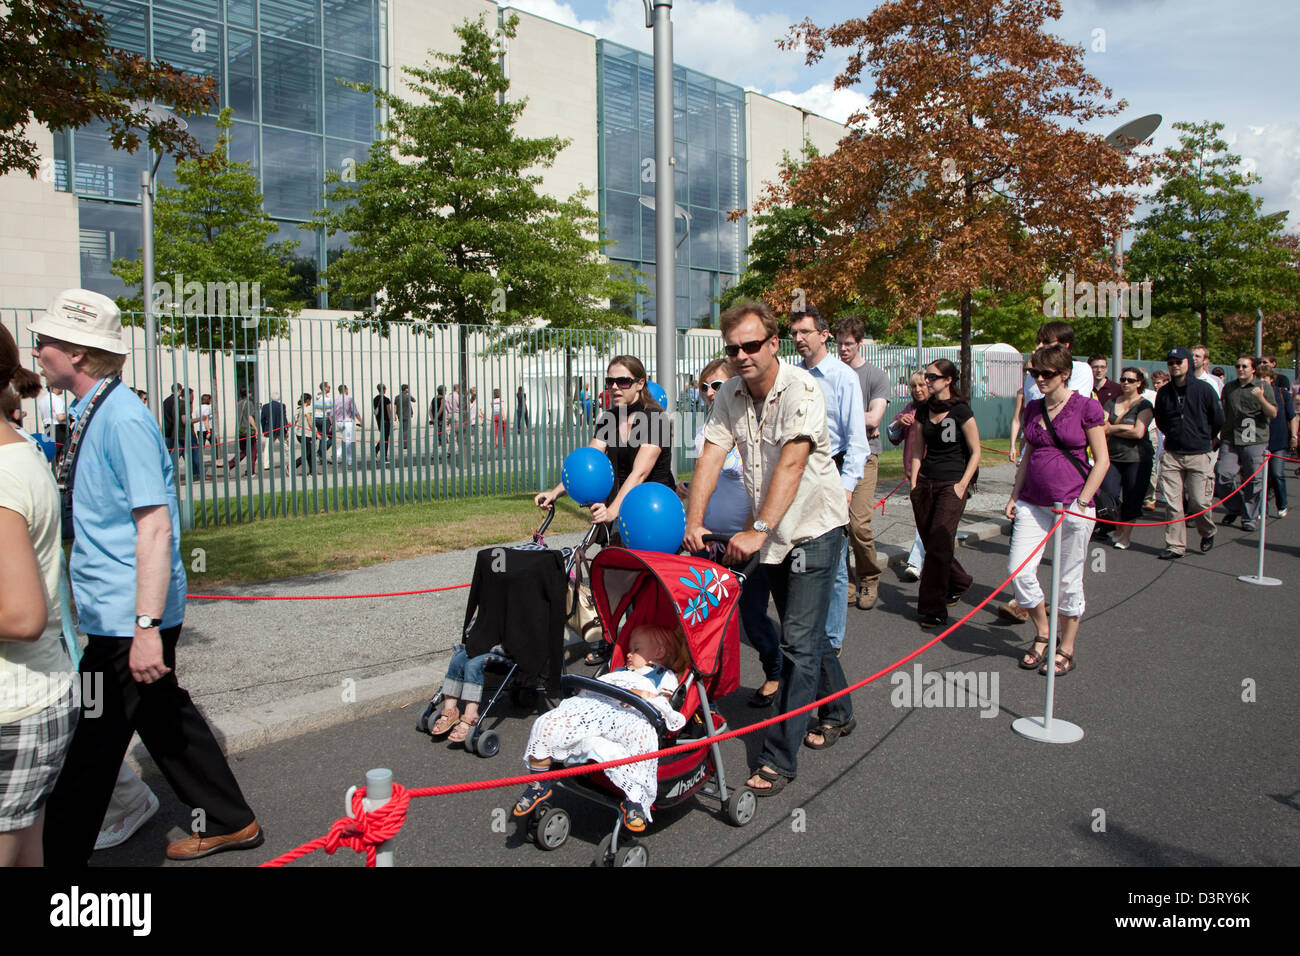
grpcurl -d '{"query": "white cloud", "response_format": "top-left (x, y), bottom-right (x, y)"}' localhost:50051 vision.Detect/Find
top-left (504, 0), bottom-right (815, 93)
top-left (762, 82), bottom-right (872, 125)
top-left (1229, 122), bottom-right (1300, 231)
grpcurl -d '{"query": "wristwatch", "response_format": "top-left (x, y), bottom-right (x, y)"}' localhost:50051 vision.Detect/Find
top-left (1075, 497), bottom-right (1093, 510)
top-left (752, 519), bottom-right (771, 535)
top-left (135, 615), bottom-right (162, 629)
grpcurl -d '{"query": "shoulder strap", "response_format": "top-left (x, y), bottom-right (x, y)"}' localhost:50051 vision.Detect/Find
top-left (1041, 397), bottom-right (1091, 482)
top-left (57, 377), bottom-right (122, 495)
top-left (58, 549), bottom-right (81, 667)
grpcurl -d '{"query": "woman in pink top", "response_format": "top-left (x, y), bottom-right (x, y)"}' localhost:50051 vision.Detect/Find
top-left (1004, 345), bottom-right (1109, 677)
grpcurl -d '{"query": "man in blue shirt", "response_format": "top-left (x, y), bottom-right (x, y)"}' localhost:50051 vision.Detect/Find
top-left (30, 289), bottom-right (261, 864)
top-left (792, 306), bottom-right (868, 656)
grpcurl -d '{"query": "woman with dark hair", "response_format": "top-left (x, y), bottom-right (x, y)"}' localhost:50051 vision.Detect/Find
top-left (1101, 366), bottom-right (1155, 549)
top-left (0, 327), bottom-right (78, 866)
top-left (536, 354), bottom-right (675, 664)
top-left (909, 359), bottom-right (981, 628)
top-left (1005, 344), bottom-right (1108, 676)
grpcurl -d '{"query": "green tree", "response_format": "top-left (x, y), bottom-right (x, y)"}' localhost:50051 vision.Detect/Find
top-left (1, 0), bottom-right (214, 177)
top-left (317, 17), bottom-right (634, 337)
top-left (1126, 121), bottom-right (1294, 346)
top-left (112, 109), bottom-right (306, 360)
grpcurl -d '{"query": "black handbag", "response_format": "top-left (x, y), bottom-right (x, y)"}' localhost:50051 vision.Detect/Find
top-left (1041, 397), bottom-right (1119, 521)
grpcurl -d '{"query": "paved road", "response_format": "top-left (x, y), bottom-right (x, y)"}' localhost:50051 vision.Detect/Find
top-left (95, 491), bottom-right (1300, 867)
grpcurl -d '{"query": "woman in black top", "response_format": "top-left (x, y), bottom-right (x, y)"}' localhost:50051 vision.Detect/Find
top-left (909, 359), bottom-right (982, 628)
top-left (1100, 367), bottom-right (1155, 549)
top-left (535, 354), bottom-right (674, 526)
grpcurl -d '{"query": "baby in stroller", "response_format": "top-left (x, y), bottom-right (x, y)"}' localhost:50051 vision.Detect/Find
top-left (427, 643), bottom-right (509, 744)
top-left (512, 624), bottom-right (687, 832)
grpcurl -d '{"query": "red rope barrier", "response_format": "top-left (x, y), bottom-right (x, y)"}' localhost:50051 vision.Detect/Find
top-left (261, 514), bottom-right (1066, 866)
top-left (1054, 456), bottom-right (1269, 525)
top-left (874, 478), bottom-right (908, 514)
top-left (187, 583), bottom-right (471, 601)
top-left (1266, 451), bottom-right (1300, 464)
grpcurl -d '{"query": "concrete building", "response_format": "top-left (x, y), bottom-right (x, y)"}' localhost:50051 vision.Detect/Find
top-left (0, 0), bottom-right (845, 328)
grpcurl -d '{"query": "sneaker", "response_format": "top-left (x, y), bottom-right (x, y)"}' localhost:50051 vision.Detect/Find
top-left (1278, 508), bottom-right (1288, 518)
top-left (620, 801), bottom-right (648, 833)
top-left (1157, 549), bottom-right (1183, 560)
top-left (1241, 522), bottom-right (1257, 533)
top-left (903, 565), bottom-right (921, 582)
top-left (857, 582), bottom-right (878, 609)
top-left (1221, 513), bottom-right (1238, 526)
top-left (918, 613), bottom-right (948, 629)
top-left (94, 791), bottom-right (160, 851)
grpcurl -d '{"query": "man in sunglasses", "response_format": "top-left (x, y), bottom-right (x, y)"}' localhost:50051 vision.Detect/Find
top-left (1153, 347), bottom-right (1225, 558)
top-left (685, 300), bottom-right (853, 796)
top-left (1217, 355), bottom-right (1276, 532)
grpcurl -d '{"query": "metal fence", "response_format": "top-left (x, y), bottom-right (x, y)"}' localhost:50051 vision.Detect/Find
top-left (3, 308), bottom-right (1027, 527)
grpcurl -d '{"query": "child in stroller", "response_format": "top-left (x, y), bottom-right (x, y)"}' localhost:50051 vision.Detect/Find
top-left (512, 624), bottom-right (687, 832)
top-left (426, 643), bottom-right (510, 744)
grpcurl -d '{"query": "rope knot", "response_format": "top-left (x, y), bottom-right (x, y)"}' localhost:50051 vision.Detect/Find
top-left (321, 783), bottom-right (412, 866)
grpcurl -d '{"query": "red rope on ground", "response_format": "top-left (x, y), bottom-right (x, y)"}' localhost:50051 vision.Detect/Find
top-left (188, 583), bottom-right (471, 601)
top-left (874, 478), bottom-right (908, 513)
top-left (979, 443), bottom-right (1011, 456)
top-left (1054, 457), bottom-right (1269, 525)
top-left (262, 515), bottom-right (1065, 866)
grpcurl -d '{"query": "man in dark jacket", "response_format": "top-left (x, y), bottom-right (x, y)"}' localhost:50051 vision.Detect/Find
top-left (260, 393), bottom-right (290, 476)
top-left (1154, 347), bottom-right (1225, 559)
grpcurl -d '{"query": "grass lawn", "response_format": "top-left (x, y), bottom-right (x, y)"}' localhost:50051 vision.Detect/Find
top-left (183, 438), bottom-right (1014, 587)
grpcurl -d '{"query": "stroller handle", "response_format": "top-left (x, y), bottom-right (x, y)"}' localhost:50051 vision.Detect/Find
top-left (534, 504), bottom-right (557, 541)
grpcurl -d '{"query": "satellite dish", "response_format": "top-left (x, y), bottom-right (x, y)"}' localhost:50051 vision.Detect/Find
top-left (1104, 114), bottom-right (1160, 153)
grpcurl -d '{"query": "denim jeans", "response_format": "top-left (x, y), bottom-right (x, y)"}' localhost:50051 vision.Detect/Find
top-left (439, 644), bottom-right (507, 703)
top-left (828, 535), bottom-right (849, 650)
top-left (737, 560), bottom-right (782, 682)
top-left (907, 531), bottom-right (925, 570)
top-left (758, 526), bottom-right (851, 779)
top-left (1267, 452), bottom-right (1288, 511)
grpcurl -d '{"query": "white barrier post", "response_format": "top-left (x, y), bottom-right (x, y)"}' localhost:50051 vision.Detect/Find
top-left (1240, 455), bottom-right (1282, 587)
top-left (345, 768), bottom-right (395, 867)
top-left (1013, 502), bottom-right (1085, 744)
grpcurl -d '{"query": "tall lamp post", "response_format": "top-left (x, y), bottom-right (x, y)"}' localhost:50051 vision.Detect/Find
top-left (643, 0), bottom-right (676, 420)
top-left (133, 102), bottom-right (188, 421)
top-left (1103, 114), bottom-right (1160, 375)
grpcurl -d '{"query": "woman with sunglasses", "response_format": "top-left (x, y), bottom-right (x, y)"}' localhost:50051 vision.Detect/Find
top-left (1005, 344), bottom-right (1108, 676)
top-left (1100, 367), bottom-right (1155, 549)
top-left (909, 359), bottom-right (981, 628)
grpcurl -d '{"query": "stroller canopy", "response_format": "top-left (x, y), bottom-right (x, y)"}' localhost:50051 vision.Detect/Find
top-left (590, 548), bottom-right (741, 697)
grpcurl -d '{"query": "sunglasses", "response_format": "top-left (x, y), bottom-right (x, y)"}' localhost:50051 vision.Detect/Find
top-left (923, 372), bottom-right (946, 382)
top-left (1028, 368), bottom-right (1060, 380)
top-left (1166, 359), bottom-right (1185, 366)
top-left (605, 376), bottom-right (636, 389)
top-left (1120, 377), bottom-right (1141, 384)
top-left (699, 380), bottom-right (726, 392)
top-left (723, 335), bottom-right (774, 358)
top-left (34, 337), bottom-right (59, 350)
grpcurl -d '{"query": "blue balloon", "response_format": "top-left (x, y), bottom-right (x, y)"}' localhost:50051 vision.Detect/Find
top-left (646, 381), bottom-right (669, 408)
top-left (562, 447), bottom-right (615, 506)
top-left (617, 482), bottom-right (686, 553)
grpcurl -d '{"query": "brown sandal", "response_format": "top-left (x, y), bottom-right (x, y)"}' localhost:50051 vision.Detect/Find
top-left (429, 707), bottom-right (460, 737)
top-left (1019, 636), bottom-right (1049, 670)
top-left (1040, 651), bottom-right (1075, 677)
top-left (447, 717), bottom-right (478, 744)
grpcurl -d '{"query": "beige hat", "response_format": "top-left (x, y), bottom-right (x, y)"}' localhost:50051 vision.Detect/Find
top-left (29, 289), bottom-right (130, 355)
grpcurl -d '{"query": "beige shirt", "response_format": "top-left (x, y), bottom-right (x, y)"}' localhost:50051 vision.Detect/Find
top-left (702, 363), bottom-right (848, 564)
top-left (0, 432), bottom-right (74, 722)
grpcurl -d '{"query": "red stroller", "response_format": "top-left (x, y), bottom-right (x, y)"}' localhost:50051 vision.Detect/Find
top-left (519, 546), bottom-right (756, 866)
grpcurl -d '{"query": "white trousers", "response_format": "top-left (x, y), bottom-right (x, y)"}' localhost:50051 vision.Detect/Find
top-left (1009, 501), bottom-right (1095, 618)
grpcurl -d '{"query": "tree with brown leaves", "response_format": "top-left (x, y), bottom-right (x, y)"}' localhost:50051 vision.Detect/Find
top-left (760, 0), bottom-right (1149, 394)
top-left (1, 0), bottom-right (214, 178)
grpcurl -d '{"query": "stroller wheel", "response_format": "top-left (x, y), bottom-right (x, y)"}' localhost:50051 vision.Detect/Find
top-left (416, 698), bottom-right (438, 734)
top-left (474, 730), bottom-right (500, 758)
top-left (534, 806), bottom-right (570, 851)
top-left (614, 843), bottom-right (649, 867)
top-left (592, 833), bottom-right (614, 866)
top-left (725, 787), bottom-right (758, 827)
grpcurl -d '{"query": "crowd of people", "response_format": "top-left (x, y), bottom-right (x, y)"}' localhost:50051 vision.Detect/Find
top-left (6, 286), bottom-right (1295, 862)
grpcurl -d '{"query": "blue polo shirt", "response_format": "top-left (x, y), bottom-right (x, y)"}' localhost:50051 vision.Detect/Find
top-left (68, 380), bottom-right (187, 636)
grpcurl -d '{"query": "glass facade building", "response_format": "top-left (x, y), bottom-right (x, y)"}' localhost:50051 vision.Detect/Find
top-left (53, 0), bottom-right (388, 307)
top-left (596, 40), bottom-right (746, 329)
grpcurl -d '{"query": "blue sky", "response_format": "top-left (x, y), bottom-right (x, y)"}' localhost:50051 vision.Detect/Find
top-left (504, 0), bottom-right (1300, 228)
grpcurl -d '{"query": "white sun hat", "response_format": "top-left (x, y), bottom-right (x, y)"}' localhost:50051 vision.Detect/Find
top-left (29, 289), bottom-right (130, 355)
